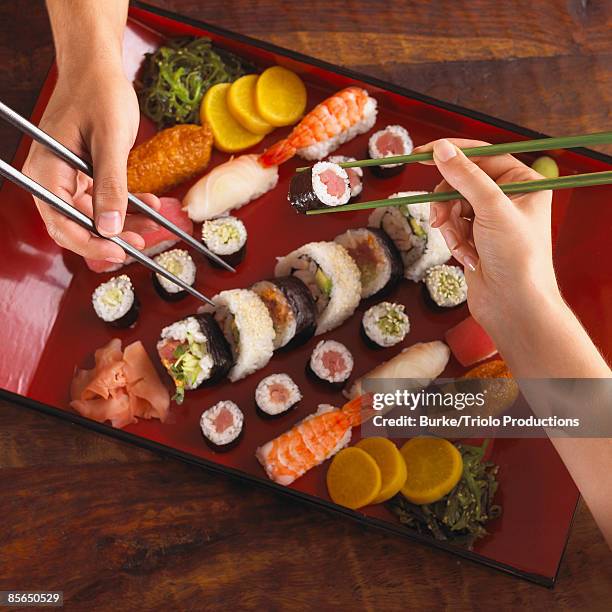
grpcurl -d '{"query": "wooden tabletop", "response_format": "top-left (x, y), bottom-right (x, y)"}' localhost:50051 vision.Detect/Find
top-left (1, 0), bottom-right (611, 609)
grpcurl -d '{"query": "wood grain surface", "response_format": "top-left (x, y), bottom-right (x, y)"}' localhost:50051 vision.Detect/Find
top-left (1, 1), bottom-right (611, 610)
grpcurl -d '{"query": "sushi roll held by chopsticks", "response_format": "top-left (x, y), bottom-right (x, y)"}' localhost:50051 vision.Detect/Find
top-left (289, 161), bottom-right (351, 214)
top-left (152, 249), bottom-right (197, 301)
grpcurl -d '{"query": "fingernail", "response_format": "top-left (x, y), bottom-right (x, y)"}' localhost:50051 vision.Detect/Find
top-left (105, 256), bottom-right (124, 264)
top-left (433, 139), bottom-right (457, 162)
top-left (97, 211), bottom-right (122, 236)
top-left (442, 228), bottom-right (459, 251)
top-left (451, 201), bottom-right (462, 218)
top-left (464, 255), bottom-right (478, 272)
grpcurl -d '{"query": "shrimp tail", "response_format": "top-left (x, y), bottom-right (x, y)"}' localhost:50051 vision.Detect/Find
top-left (259, 139), bottom-right (296, 167)
top-left (341, 393), bottom-right (376, 427)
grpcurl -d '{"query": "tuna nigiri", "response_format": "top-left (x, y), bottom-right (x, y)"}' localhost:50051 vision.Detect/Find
top-left (445, 315), bottom-right (498, 367)
top-left (259, 86), bottom-right (378, 167)
top-left (183, 154), bottom-right (279, 222)
top-left (85, 197), bottom-right (193, 273)
top-left (257, 341), bottom-right (450, 486)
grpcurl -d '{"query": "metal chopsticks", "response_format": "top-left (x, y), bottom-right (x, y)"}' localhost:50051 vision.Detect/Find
top-left (0, 100), bottom-right (235, 273)
top-left (0, 159), bottom-right (214, 306)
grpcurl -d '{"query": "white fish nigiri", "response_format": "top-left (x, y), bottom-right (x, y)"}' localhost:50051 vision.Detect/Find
top-left (183, 154), bottom-right (278, 222)
top-left (344, 340), bottom-right (450, 400)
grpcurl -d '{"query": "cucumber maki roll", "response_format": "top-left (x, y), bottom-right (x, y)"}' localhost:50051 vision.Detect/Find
top-left (362, 301), bottom-right (410, 348)
top-left (200, 400), bottom-right (244, 452)
top-left (152, 249), bottom-right (197, 301)
top-left (275, 241), bottom-right (361, 335)
top-left (251, 276), bottom-right (317, 349)
top-left (157, 314), bottom-right (233, 403)
top-left (327, 155), bottom-right (363, 201)
top-left (201, 216), bottom-right (247, 268)
top-left (335, 227), bottom-right (403, 298)
top-left (92, 275), bottom-right (140, 328)
top-left (367, 125), bottom-right (413, 177)
top-left (289, 161), bottom-right (351, 214)
top-left (368, 193), bottom-right (451, 282)
top-left (424, 264), bottom-right (468, 309)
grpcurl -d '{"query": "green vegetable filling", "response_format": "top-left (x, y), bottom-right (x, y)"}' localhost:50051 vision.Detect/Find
top-left (169, 334), bottom-right (207, 404)
top-left (376, 308), bottom-right (406, 337)
top-left (315, 268), bottom-right (333, 297)
top-left (408, 217), bottom-right (426, 238)
top-left (101, 287), bottom-right (124, 308)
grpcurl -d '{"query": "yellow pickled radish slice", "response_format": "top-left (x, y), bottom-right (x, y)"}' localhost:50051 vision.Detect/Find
top-left (201, 83), bottom-right (264, 153)
top-left (399, 437), bottom-right (463, 505)
top-left (255, 66), bottom-right (307, 127)
top-left (355, 437), bottom-right (407, 504)
top-left (227, 74), bottom-right (274, 135)
top-left (326, 447), bottom-right (382, 510)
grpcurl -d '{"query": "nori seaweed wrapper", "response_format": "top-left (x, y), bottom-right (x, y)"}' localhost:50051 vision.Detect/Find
top-left (289, 169), bottom-right (322, 214)
top-left (367, 227), bottom-right (404, 296)
top-left (152, 272), bottom-right (187, 302)
top-left (195, 313), bottom-right (234, 384)
top-left (273, 276), bottom-right (317, 347)
top-left (108, 294), bottom-right (140, 329)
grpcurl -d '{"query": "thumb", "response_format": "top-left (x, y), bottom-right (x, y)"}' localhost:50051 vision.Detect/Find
top-left (91, 134), bottom-right (130, 237)
top-left (432, 139), bottom-right (508, 220)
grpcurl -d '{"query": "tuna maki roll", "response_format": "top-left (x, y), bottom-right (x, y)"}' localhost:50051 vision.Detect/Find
top-left (327, 155), bottom-right (363, 201)
top-left (152, 249), bottom-right (196, 301)
top-left (289, 161), bottom-right (351, 214)
top-left (368, 193), bottom-right (451, 282)
top-left (251, 276), bottom-right (317, 350)
top-left (308, 339), bottom-right (354, 388)
top-left (92, 275), bottom-right (139, 328)
top-left (207, 289), bottom-right (275, 382)
top-left (200, 400), bottom-right (244, 452)
top-left (275, 241), bottom-right (361, 335)
top-left (424, 264), bottom-right (468, 309)
top-left (335, 227), bottom-right (403, 298)
top-left (255, 373), bottom-right (302, 418)
top-left (368, 125), bottom-right (413, 177)
top-left (201, 216), bottom-right (247, 268)
top-left (157, 314), bottom-right (233, 403)
top-left (362, 301), bottom-right (410, 348)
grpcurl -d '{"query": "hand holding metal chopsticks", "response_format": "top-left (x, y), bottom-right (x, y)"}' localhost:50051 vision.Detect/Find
top-left (0, 100), bottom-right (234, 273)
top-left (0, 159), bottom-right (214, 306)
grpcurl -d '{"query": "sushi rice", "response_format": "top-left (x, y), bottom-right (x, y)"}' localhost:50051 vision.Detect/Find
top-left (153, 249), bottom-right (196, 296)
top-left (362, 302), bottom-right (410, 347)
top-left (424, 264), bottom-right (468, 307)
top-left (92, 275), bottom-right (139, 327)
top-left (309, 339), bottom-right (354, 384)
top-left (202, 216), bottom-right (247, 256)
top-left (255, 373), bottom-right (302, 416)
top-left (275, 241), bottom-right (361, 335)
top-left (200, 400), bottom-right (244, 448)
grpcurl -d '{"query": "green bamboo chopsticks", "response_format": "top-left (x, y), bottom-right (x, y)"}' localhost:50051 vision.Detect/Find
top-left (305, 171), bottom-right (612, 215)
top-left (296, 131), bottom-right (612, 172)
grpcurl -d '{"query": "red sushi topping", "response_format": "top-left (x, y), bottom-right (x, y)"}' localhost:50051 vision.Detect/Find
top-left (375, 132), bottom-right (404, 155)
top-left (158, 339), bottom-right (182, 363)
top-left (213, 407), bottom-right (234, 433)
top-left (445, 315), bottom-right (498, 367)
top-left (346, 168), bottom-right (361, 191)
top-left (319, 169), bottom-right (347, 198)
top-left (322, 350), bottom-right (348, 376)
top-left (267, 383), bottom-right (291, 404)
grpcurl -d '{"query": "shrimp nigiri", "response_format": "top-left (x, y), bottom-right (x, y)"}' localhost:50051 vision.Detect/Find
top-left (259, 87), bottom-right (377, 167)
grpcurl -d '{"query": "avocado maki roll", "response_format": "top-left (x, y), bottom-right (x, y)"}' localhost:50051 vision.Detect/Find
top-left (335, 227), bottom-right (403, 298)
top-left (157, 314), bottom-right (233, 403)
top-left (424, 264), bottom-right (468, 309)
top-left (367, 125), bottom-right (413, 177)
top-left (362, 301), bottom-right (410, 348)
top-left (251, 276), bottom-right (317, 349)
top-left (201, 216), bottom-right (247, 268)
top-left (289, 161), bottom-right (351, 214)
top-left (92, 274), bottom-right (140, 328)
top-left (152, 249), bottom-right (197, 301)
top-left (275, 241), bottom-right (361, 335)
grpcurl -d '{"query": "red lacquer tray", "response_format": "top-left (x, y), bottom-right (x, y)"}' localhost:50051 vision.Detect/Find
top-left (1, 2), bottom-right (611, 587)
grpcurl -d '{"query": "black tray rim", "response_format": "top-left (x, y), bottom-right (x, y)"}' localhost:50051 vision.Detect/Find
top-left (2, 0), bottom-right (592, 590)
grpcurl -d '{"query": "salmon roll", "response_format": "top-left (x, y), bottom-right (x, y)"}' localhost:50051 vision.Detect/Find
top-left (327, 155), bottom-right (363, 201)
top-left (308, 340), bottom-right (354, 388)
top-left (251, 276), bottom-right (317, 349)
top-left (335, 227), bottom-right (403, 298)
top-left (367, 125), bottom-right (413, 177)
top-left (92, 275), bottom-right (140, 328)
top-left (289, 161), bottom-right (351, 214)
top-left (275, 241), bottom-right (361, 335)
top-left (200, 400), bottom-right (244, 451)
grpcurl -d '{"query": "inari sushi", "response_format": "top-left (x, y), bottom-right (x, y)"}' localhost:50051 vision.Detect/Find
top-left (275, 241), bottom-right (361, 335)
top-left (157, 314), bottom-right (233, 403)
top-left (92, 275), bottom-right (140, 328)
top-left (289, 161), bottom-right (351, 214)
top-left (152, 249), bottom-right (197, 301)
top-left (367, 125), bottom-right (413, 178)
top-left (200, 400), bottom-right (244, 451)
top-left (335, 227), bottom-right (403, 298)
top-left (251, 276), bottom-right (317, 349)
top-left (368, 193), bottom-right (451, 282)
top-left (328, 155), bottom-right (363, 201)
top-left (207, 289), bottom-right (275, 381)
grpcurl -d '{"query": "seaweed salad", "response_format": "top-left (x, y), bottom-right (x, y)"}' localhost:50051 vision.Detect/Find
top-left (387, 441), bottom-right (501, 549)
top-left (137, 37), bottom-right (251, 127)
